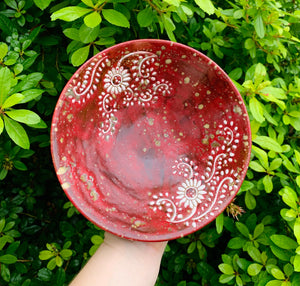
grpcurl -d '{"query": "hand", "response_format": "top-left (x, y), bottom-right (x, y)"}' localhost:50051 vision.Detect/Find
top-left (70, 232), bottom-right (167, 286)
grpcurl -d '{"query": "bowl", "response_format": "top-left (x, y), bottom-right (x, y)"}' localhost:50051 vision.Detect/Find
top-left (51, 39), bottom-right (251, 241)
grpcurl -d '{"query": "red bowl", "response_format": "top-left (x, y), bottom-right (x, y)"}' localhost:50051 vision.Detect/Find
top-left (51, 39), bottom-right (251, 241)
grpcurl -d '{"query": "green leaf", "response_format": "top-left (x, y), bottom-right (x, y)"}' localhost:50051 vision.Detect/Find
top-left (216, 213), bottom-right (224, 234)
top-left (269, 158), bottom-right (282, 171)
top-left (22, 54), bottom-right (39, 70)
top-left (20, 89), bottom-right (44, 104)
top-left (13, 160), bottom-right (27, 171)
top-left (89, 244), bottom-right (99, 256)
top-left (39, 250), bottom-right (54, 260)
top-left (248, 263), bottom-right (263, 276)
top-left (0, 43), bottom-right (8, 60)
top-left (3, 116), bottom-right (30, 149)
top-left (297, 176), bottom-right (300, 188)
top-left (252, 145), bottom-right (269, 169)
top-left (249, 161), bottom-right (266, 172)
top-left (6, 109), bottom-right (41, 125)
top-left (254, 12), bottom-right (265, 38)
top-left (0, 117), bottom-right (3, 134)
top-left (0, 67), bottom-right (12, 106)
top-left (290, 117), bottom-right (300, 131)
top-left (260, 86), bottom-right (287, 100)
top-left (280, 154), bottom-right (299, 174)
top-left (79, 24), bottom-right (99, 43)
top-left (293, 254), bottom-right (300, 272)
top-left (227, 237), bottom-right (247, 249)
top-left (63, 28), bottom-right (80, 41)
top-left (0, 15), bottom-right (14, 36)
top-left (102, 9), bottom-right (130, 28)
top-left (163, 0), bottom-right (180, 6)
top-left (11, 72), bottom-right (43, 93)
top-left (56, 256), bottom-right (63, 267)
top-left (71, 45), bottom-right (90, 67)
top-left (47, 257), bottom-right (57, 270)
top-left (161, 14), bottom-right (176, 42)
top-left (63, 241), bottom-right (72, 249)
top-left (0, 168), bottom-right (8, 180)
top-left (236, 222), bottom-right (250, 238)
top-left (264, 109), bottom-right (278, 126)
top-left (245, 38), bottom-right (255, 50)
top-left (60, 249), bottom-right (72, 260)
top-left (249, 97), bottom-right (265, 123)
top-left (2, 93), bottom-right (25, 109)
top-left (175, 5), bottom-right (187, 22)
top-left (289, 111), bottom-right (300, 118)
top-left (194, 0), bottom-right (215, 15)
top-left (0, 236), bottom-right (10, 250)
top-left (37, 268), bottom-right (52, 282)
top-left (51, 6), bottom-right (92, 22)
top-left (295, 150), bottom-right (300, 165)
top-left (1, 263), bottom-right (10, 282)
top-left (294, 217), bottom-right (300, 244)
top-left (187, 241), bottom-right (196, 254)
top-left (68, 40), bottom-right (82, 55)
top-left (248, 246), bottom-right (262, 263)
top-left (91, 235), bottom-right (103, 245)
top-left (283, 263), bottom-right (293, 277)
top-left (263, 175), bottom-right (273, 193)
top-left (0, 218), bottom-right (5, 233)
top-left (4, 0), bottom-right (18, 9)
top-left (55, 268), bottom-right (66, 285)
top-left (266, 281), bottom-right (283, 286)
top-left (213, 43), bottom-right (224, 59)
top-left (0, 254), bottom-right (17, 264)
top-left (271, 268), bottom-right (285, 280)
top-left (218, 263), bottom-right (234, 274)
top-left (219, 274), bottom-right (235, 283)
top-left (270, 234), bottom-right (298, 250)
top-left (253, 136), bottom-right (282, 153)
top-left (137, 7), bottom-right (154, 27)
top-left (81, 0), bottom-right (95, 7)
top-left (271, 246), bottom-right (291, 261)
top-left (27, 119), bottom-right (47, 129)
top-left (33, 0), bottom-right (52, 10)
top-left (236, 274), bottom-right (243, 286)
top-left (94, 37), bottom-right (115, 46)
top-left (4, 221), bottom-right (14, 232)
top-left (254, 63), bottom-right (267, 84)
top-left (281, 189), bottom-right (298, 210)
top-left (84, 11), bottom-right (101, 28)
top-left (6, 52), bottom-right (19, 65)
top-left (245, 191), bottom-right (256, 209)
top-left (253, 223), bottom-right (264, 239)
top-left (228, 68), bottom-right (243, 81)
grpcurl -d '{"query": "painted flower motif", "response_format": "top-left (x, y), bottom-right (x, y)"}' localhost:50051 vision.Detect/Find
top-left (104, 66), bottom-right (131, 94)
top-left (176, 179), bottom-right (206, 209)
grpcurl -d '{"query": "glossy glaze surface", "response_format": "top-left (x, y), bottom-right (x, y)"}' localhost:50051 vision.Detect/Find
top-left (51, 40), bottom-right (251, 241)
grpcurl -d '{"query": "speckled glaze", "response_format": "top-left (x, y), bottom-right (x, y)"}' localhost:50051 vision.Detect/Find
top-left (51, 40), bottom-right (251, 241)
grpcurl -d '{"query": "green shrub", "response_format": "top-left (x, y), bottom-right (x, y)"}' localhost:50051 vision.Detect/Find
top-left (0, 0), bottom-right (299, 285)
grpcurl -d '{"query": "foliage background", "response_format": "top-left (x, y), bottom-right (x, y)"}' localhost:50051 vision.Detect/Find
top-left (0, 0), bottom-right (299, 285)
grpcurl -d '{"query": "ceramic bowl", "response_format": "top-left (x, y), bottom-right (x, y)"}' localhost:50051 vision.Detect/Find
top-left (51, 39), bottom-right (251, 241)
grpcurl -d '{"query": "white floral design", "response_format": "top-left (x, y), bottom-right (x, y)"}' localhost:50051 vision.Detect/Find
top-left (103, 66), bottom-right (131, 94)
top-left (150, 121), bottom-right (242, 226)
top-left (177, 179), bottom-right (206, 208)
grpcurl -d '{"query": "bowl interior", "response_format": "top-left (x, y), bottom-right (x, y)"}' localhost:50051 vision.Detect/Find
top-left (51, 40), bottom-right (251, 241)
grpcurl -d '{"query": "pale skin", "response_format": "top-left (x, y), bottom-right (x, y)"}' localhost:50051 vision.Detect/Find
top-left (70, 232), bottom-right (167, 286)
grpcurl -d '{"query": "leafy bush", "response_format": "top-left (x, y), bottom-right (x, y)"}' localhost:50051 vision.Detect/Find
top-left (0, 0), bottom-right (299, 285)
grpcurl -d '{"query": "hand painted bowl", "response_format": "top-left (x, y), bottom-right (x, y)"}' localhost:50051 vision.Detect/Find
top-left (51, 39), bottom-right (251, 241)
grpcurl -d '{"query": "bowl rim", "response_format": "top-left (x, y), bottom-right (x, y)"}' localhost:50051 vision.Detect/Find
top-left (50, 39), bottom-right (252, 241)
